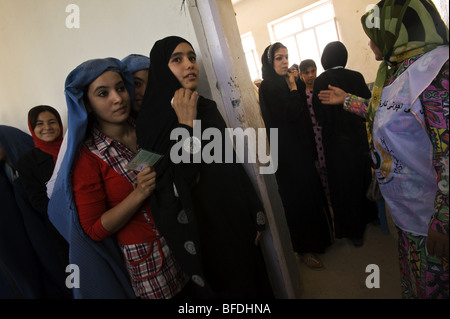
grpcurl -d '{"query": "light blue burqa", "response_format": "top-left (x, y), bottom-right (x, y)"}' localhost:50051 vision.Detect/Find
top-left (121, 53), bottom-right (150, 74)
top-left (47, 58), bottom-right (137, 298)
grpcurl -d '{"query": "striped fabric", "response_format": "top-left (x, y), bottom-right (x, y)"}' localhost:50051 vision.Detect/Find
top-left (86, 126), bottom-right (138, 185)
top-left (85, 121), bottom-right (189, 299)
top-left (121, 234), bottom-right (189, 299)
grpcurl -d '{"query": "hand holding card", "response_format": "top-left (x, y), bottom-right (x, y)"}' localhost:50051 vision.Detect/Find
top-left (125, 149), bottom-right (164, 171)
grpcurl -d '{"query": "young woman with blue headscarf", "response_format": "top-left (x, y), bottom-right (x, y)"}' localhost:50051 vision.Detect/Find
top-left (121, 54), bottom-right (150, 116)
top-left (318, 0), bottom-right (448, 298)
top-left (47, 57), bottom-right (188, 299)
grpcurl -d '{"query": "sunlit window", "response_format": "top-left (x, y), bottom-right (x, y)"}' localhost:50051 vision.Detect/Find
top-left (241, 32), bottom-right (262, 81)
top-left (267, 0), bottom-right (339, 74)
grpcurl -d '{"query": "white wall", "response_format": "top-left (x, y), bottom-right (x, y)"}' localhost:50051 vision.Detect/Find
top-left (0, 0), bottom-right (203, 134)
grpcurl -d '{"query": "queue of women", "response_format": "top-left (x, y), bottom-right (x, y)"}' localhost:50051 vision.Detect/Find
top-left (0, 0), bottom-right (447, 299)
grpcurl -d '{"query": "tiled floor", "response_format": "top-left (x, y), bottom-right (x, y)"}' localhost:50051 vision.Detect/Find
top-left (295, 210), bottom-right (402, 299)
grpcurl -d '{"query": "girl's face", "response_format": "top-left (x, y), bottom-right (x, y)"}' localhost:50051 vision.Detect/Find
top-left (33, 111), bottom-right (61, 142)
top-left (300, 66), bottom-right (317, 87)
top-left (87, 71), bottom-right (130, 127)
top-left (132, 69), bottom-right (148, 113)
top-left (168, 42), bottom-right (199, 91)
top-left (273, 47), bottom-right (289, 76)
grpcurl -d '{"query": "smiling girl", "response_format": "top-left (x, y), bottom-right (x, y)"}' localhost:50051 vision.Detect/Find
top-left (19, 105), bottom-right (63, 215)
top-left (18, 104), bottom-right (72, 298)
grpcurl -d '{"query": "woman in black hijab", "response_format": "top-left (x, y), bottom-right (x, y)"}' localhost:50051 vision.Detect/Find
top-left (136, 36), bottom-right (273, 299)
top-left (312, 41), bottom-right (378, 246)
top-left (258, 42), bottom-right (333, 269)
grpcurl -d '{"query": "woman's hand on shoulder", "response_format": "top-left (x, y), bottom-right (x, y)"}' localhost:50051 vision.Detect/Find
top-left (172, 88), bottom-right (198, 127)
top-left (317, 85), bottom-right (347, 105)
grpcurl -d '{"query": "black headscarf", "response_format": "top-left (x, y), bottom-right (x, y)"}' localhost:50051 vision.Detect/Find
top-left (261, 42), bottom-right (288, 88)
top-left (321, 41), bottom-right (348, 70)
top-left (135, 37), bottom-right (272, 298)
top-left (136, 36), bottom-right (192, 156)
top-left (135, 36), bottom-right (212, 294)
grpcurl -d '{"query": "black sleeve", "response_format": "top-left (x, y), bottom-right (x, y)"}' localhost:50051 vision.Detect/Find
top-left (17, 151), bottom-right (49, 216)
top-left (312, 74), bottom-right (332, 127)
top-left (356, 72), bottom-right (372, 100)
top-left (259, 80), bottom-right (307, 122)
top-left (171, 123), bottom-right (202, 189)
top-left (154, 98), bottom-right (225, 191)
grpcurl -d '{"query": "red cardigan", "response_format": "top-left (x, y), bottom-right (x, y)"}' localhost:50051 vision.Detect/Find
top-left (72, 146), bottom-right (157, 245)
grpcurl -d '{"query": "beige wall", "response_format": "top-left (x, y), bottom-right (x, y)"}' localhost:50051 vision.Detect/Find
top-left (233, 0), bottom-right (381, 84)
top-left (0, 0), bottom-right (201, 133)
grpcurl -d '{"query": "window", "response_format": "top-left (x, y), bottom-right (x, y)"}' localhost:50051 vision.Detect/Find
top-left (241, 32), bottom-right (262, 81)
top-left (267, 0), bottom-right (339, 74)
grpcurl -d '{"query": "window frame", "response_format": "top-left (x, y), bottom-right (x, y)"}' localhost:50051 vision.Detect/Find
top-left (267, 0), bottom-right (340, 74)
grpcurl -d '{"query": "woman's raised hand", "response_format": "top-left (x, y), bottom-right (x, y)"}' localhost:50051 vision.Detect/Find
top-left (172, 88), bottom-right (198, 127)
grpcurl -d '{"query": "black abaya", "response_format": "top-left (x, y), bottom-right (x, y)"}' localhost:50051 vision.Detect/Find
top-left (312, 41), bottom-right (378, 240)
top-left (258, 44), bottom-right (333, 255)
top-left (136, 36), bottom-right (273, 299)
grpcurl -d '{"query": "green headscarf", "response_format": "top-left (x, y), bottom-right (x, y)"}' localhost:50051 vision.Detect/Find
top-left (361, 0), bottom-right (449, 143)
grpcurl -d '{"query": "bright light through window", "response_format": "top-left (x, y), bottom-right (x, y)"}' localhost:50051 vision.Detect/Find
top-left (302, 3), bottom-right (335, 28)
top-left (268, 0), bottom-right (339, 75)
top-left (241, 32), bottom-right (262, 81)
top-left (273, 17), bottom-right (302, 39)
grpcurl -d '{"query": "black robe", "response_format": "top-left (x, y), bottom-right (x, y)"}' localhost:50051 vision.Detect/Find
top-left (313, 67), bottom-right (378, 239)
top-left (0, 167), bottom-right (44, 298)
top-left (0, 125), bottom-right (70, 299)
top-left (17, 148), bottom-right (70, 282)
top-left (258, 77), bottom-right (333, 254)
top-left (136, 36), bottom-right (273, 299)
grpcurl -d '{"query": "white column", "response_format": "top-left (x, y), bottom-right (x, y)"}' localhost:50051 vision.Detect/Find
top-left (187, 0), bottom-right (301, 298)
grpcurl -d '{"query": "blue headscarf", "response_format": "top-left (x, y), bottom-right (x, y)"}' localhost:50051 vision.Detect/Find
top-left (121, 54), bottom-right (150, 74)
top-left (47, 58), bottom-right (136, 299)
top-left (0, 125), bottom-right (34, 169)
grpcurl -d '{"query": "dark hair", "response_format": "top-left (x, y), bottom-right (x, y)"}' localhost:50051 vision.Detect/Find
top-left (82, 84), bottom-right (99, 141)
top-left (261, 42), bottom-right (288, 80)
top-left (299, 59), bottom-right (317, 73)
top-left (28, 105), bottom-right (62, 130)
top-left (264, 42), bottom-right (287, 66)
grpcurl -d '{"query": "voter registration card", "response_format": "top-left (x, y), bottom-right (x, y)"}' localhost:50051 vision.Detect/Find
top-left (125, 149), bottom-right (164, 171)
